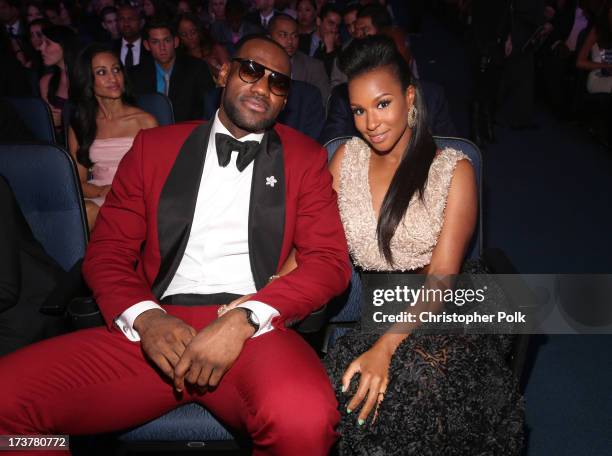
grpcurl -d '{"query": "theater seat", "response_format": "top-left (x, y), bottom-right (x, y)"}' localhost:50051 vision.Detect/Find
top-left (2, 97), bottom-right (56, 144)
top-left (0, 143), bottom-right (87, 270)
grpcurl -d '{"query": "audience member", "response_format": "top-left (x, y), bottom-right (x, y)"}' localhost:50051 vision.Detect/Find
top-left (268, 13), bottom-right (330, 103)
top-left (79, 0), bottom-right (115, 43)
top-left (176, 0), bottom-right (194, 15)
top-left (296, 0), bottom-right (317, 36)
top-left (99, 5), bottom-right (119, 42)
top-left (129, 17), bottom-right (214, 121)
top-left (208, 0), bottom-right (226, 22)
top-left (39, 25), bottom-right (77, 135)
top-left (28, 17), bottom-right (47, 50)
top-left (276, 0), bottom-right (297, 19)
top-left (115, 4), bottom-right (150, 68)
top-left (25, 1), bottom-right (44, 23)
top-left (1, 0), bottom-right (25, 41)
top-left (305, 4), bottom-right (342, 76)
top-left (245, 0), bottom-right (278, 30)
top-left (577, 0), bottom-right (612, 93)
top-left (341, 3), bottom-right (359, 41)
top-left (210, 0), bottom-right (261, 55)
top-left (68, 43), bottom-right (157, 229)
top-left (177, 13), bottom-right (230, 82)
top-left (354, 3), bottom-right (392, 39)
top-left (142, 0), bottom-right (174, 20)
top-left (24, 17), bottom-right (48, 73)
top-left (42, 0), bottom-right (63, 25)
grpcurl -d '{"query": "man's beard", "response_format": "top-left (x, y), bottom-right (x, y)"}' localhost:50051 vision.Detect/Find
top-left (222, 94), bottom-right (277, 133)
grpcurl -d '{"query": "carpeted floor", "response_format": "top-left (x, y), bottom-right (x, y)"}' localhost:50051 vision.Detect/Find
top-left (409, 11), bottom-right (612, 456)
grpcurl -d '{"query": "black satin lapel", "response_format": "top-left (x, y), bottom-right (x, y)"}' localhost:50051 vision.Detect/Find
top-left (152, 122), bottom-right (212, 297)
top-left (248, 128), bottom-right (285, 290)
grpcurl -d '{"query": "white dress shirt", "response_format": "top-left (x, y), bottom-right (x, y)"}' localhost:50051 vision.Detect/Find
top-left (115, 111), bottom-right (280, 341)
top-left (120, 37), bottom-right (142, 66)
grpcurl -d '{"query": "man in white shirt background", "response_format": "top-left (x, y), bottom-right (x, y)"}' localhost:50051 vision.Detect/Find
top-left (114, 4), bottom-right (150, 69)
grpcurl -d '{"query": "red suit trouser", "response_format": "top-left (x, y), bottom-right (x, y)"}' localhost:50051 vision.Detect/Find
top-left (0, 306), bottom-right (339, 455)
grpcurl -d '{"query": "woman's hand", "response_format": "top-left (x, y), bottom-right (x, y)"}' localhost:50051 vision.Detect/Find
top-left (342, 342), bottom-right (394, 425)
top-left (217, 294), bottom-right (254, 318)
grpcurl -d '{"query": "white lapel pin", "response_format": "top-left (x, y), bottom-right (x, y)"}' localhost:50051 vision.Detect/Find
top-left (266, 176), bottom-right (277, 188)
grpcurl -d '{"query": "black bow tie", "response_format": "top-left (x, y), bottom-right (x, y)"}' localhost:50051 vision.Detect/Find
top-left (215, 133), bottom-right (261, 172)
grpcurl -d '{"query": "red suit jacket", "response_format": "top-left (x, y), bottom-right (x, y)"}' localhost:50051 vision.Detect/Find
top-left (82, 121), bottom-right (351, 330)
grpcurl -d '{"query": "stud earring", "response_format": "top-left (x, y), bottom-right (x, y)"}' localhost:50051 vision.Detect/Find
top-left (407, 105), bottom-right (418, 128)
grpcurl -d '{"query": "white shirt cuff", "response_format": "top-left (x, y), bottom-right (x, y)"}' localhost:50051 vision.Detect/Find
top-left (236, 300), bottom-right (279, 337)
top-left (114, 301), bottom-right (166, 342)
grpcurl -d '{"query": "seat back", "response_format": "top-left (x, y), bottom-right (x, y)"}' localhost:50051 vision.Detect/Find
top-left (433, 136), bottom-right (482, 260)
top-left (135, 93), bottom-right (175, 126)
top-left (323, 136), bottom-right (483, 328)
top-left (2, 97), bottom-right (56, 143)
top-left (0, 143), bottom-right (88, 271)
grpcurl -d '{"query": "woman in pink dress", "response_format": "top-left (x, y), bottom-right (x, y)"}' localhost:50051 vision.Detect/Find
top-left (68, 43), bottom-right (157, 230)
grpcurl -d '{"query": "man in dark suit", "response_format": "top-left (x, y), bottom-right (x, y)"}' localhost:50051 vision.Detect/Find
top-left (129, 18), bottom-right (215, 122)
top-left (115, 4), bottom-right (151, 69)
top-left (244, 0), bottom-right (278, 30)
top-left (0, 35), bottom-right (350, 455)
top-left (269, 14), bottom-right (330, 104)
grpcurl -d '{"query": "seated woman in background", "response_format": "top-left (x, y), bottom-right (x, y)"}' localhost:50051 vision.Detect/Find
top-left (68, 43), bottom-right (157, 230)
top-left (176, 13), bottom-right (229, 82)
top-left (577, 1), bottom-right (612, 93)
top-left (297, 0), bottom-right (317, 52)
top-left (39, 25), bottom-right (77, 138)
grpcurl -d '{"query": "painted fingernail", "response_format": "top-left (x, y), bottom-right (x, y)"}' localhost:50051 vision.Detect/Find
top-left (358, 419), bottom-right (365, 426)
top-left (341, 385), bottom-right (347, 393)
top-left (346, 408), bottom-right (352, 414)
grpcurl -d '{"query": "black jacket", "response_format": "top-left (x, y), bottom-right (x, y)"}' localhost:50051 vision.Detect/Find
top-left (128, 54), bottom-right (215, 122)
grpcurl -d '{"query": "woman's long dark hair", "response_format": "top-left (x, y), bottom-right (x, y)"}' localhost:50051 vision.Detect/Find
top-left (42, 25), bottom-right (77, 106)
top-left (69, 43), bottom-right (135, 168)
top-left (339, 35), bottom-right (437, 266)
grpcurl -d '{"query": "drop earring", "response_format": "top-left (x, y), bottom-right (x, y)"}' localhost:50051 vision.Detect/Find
top-left (408, 105), bottom-right (418, 128)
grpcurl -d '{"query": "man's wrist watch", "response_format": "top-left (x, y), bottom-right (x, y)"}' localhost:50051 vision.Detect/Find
top-left (239, 308), bottom-right (260, 333)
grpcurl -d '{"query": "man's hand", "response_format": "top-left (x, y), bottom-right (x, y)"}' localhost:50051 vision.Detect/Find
top-left (174, 308), bottom-right (254, 392)
top-left (134, 309), bottom-right (197, 380)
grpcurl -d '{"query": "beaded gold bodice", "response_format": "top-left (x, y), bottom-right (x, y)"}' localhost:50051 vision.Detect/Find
top-left (337, 137), bottom-right (470, 271)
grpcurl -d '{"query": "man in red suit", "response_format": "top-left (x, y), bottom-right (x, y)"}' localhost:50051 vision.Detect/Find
top-left (0, 35), bottom-right (351, 456)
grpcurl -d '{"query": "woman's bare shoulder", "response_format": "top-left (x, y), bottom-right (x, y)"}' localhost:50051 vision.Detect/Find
top-left (123, 106), bottom-right (158, 129)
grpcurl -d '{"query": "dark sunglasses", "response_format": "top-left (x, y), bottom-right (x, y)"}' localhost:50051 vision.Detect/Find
top-left (232, 58), bottom-right (291, 97)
